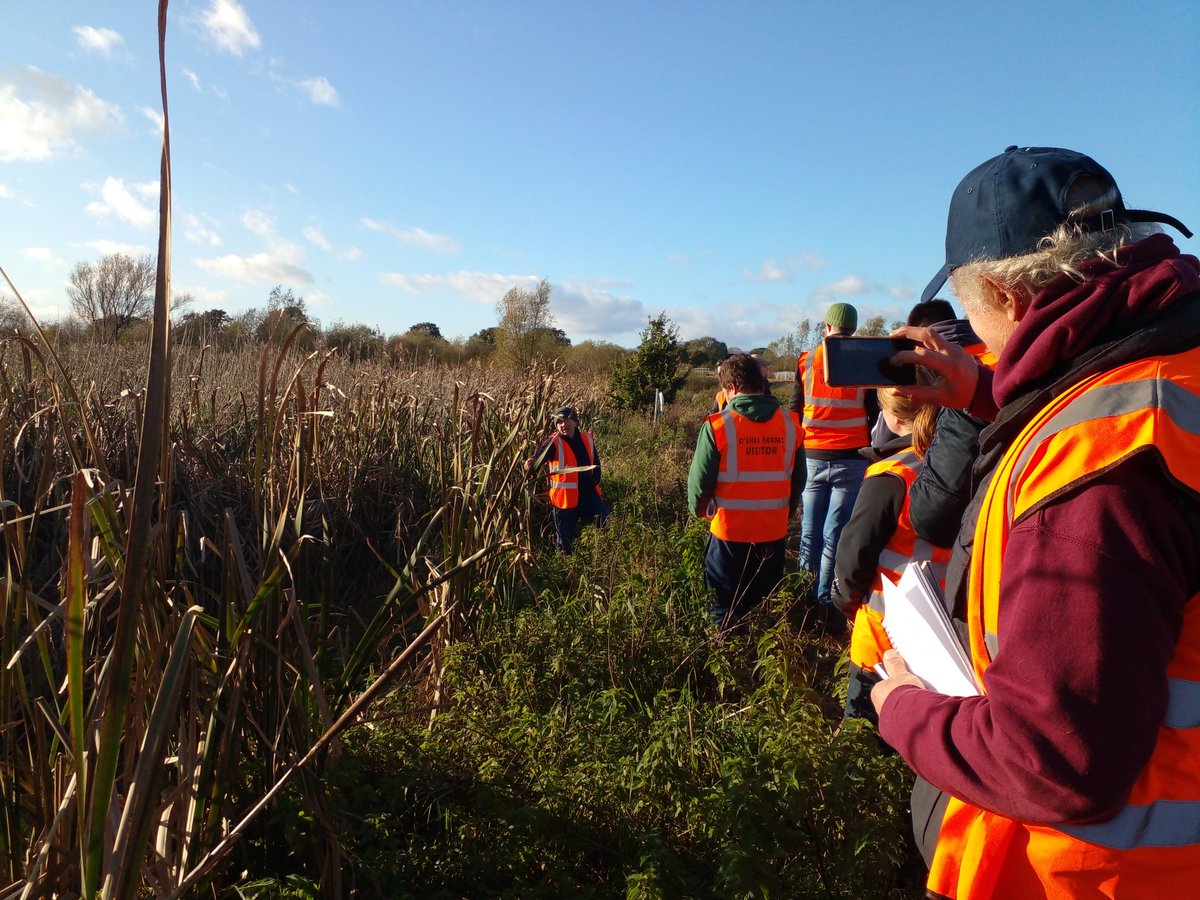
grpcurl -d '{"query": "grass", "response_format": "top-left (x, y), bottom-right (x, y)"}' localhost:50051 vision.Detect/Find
top-left (0, 5), bottom-right (920, 895)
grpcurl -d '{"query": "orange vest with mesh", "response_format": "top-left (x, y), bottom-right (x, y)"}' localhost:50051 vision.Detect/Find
top-left (708, 406), bottom-right (800, 543)
top-left (547, 431), bottom-right (600, 510)
top-left (796, 341), bottom-right (869, 450)
top-left (927, 346), bottom-right (1200, 899)
top-left (849, 449), bottom-right (952, 670)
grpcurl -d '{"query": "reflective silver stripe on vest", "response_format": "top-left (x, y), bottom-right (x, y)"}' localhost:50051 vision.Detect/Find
top-left (1006, 377), bottom-right (1200, 525)
top-left (1165, 676), bottom-right (1200, 730)
top-left (804, 414), bottom-right (868, 429)
top-left (1059, 798), bottom-right (1200, 850)
top-left (716, 497), bottom-right (789, 511)
top-left (984, 630), bottom-right (999, 660)
top-left (715, 408), bottom-right (796, 483)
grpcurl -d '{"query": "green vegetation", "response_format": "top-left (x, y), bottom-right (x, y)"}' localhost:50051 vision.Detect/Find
top-left (0, 8), bottom-right (921, 894)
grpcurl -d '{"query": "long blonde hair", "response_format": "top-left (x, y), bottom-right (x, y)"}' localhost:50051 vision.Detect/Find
top-left (879, 387), bottom-right (939, 457)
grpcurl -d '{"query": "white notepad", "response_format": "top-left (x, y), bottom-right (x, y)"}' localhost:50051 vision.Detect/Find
top-left (875, 562), bottom-right (980, 697)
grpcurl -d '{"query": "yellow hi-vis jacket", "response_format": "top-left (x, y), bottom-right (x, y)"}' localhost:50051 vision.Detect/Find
top-left (796, 341), bottom-right (869, 450)
top-left (849, 449), bottom-right (952, 671)
top-left (928, 345), bottom-right (1200, 899)
top-left (546, 431), bottom-right (600, 510)
top-left (708, 405), bottom-right (799, 543)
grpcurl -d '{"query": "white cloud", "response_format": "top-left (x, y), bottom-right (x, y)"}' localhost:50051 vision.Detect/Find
top-left (195, 252), bottom-right (311, 285)
top-left (381, 271), bottom-right (540, 304)
top-left (23, 247), bottom-right (64, 266)
top-left (182, 68), bottom-right (202, 92)
top-left (175, 284), bottom-right (230, 309)
top-left (0, 184), bottom-right (8, 198)
top-left (0, 65), bottom-right (122, 161)
top-left (552, 281), bottom-right (649, 338)
top-left (195, 208), bottom-right (311, 285)
top-left (304, 226), bottom-right (360, 260)
top-left (79, 239), bottom-right (149, 257)
top-left (296, 76), bottom-right (338, 107)
top-left (812, 275), bottom-right (870, 305)
top-left (183, 212), bottom-right (222, 246)
top-left (200, 0), bottom-right (261, 56)
top-left (743, 252), bottom-right (826, 283)
top-left (85, 176), bottom-right (159, 227)
top-left (73, 26), bottom-right (124, 57)
top-left (303, 226), bottom-right (332, 251)
top-left (666, 251), bottom-right (689, 268)
top-left (241, 208), bottom-right (274, 237)
top-left (141, 105), bottom-right (164, 133)
top-left (379, 272), bottom-right (649, 340)
top-left (361, 217), bottom-right (461, 254)
top-left (744, 258), bottom-right (791, 283)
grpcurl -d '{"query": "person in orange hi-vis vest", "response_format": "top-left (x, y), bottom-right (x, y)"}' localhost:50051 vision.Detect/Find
top-left (525, 406), bottom-right (609, 554)
top-left (688, 353), bottom-right (804, 627)
top-left (831, 384), bottom-right (950, 724)
top-left (790, 302), bottom-right (878, 632)
top-left (872, 145), bottom-right (1199, 898)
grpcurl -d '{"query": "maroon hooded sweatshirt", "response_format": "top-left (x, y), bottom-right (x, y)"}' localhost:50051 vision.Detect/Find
top-left (879, 234), bottom-right (1200, 824)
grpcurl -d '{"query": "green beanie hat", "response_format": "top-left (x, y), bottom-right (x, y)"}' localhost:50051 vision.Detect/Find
top-left (824, 302), bottom-right (857, 331)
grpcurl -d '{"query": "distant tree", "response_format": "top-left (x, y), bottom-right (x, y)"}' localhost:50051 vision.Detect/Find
top-left (471, 326), bottom-right (498, 345)
top-left (563, 340), bottom-right (627, 376)
top-left (326, 321), bottom-right (385, 361)
top-left (406, 322), bottom-right (443, 340)
top-left (176, 308), bottom-right (230, 344)
top-left (609, 312), bottom-right (690, 412)
top-left (495, 279), bottom-right (557, 368)
top-left (858, 315), bottom-right (887, 336)
top-left (766, 318), bottom-right (825, 361)
top-left (66, 252), bottom-right (156, 341)
top-left (682, 336), bottom-right (728, 367)
top-left (255, 285), bottom-right (316, 350)
top-left (0, 295), bottom-right (31, 335)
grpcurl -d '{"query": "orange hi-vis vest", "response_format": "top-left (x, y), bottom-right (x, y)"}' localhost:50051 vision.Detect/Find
top-left (708, 405), bottom-right (800, 543)
top-left (797, 341), bottom-right (869, 450)
top-left (928, 345), bottom-right (1200, 899)
top-left (714, 388), bottom-right (729, 411)
top-left (547, 431), bottom-right (600, 510)
top-left (849, 449), bottom-right (952, 670)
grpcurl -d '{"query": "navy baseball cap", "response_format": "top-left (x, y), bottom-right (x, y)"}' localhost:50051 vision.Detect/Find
top-left (552, 406), bottom-right (577, 421)
top-left (922, 146), bottom-right (1192, 302)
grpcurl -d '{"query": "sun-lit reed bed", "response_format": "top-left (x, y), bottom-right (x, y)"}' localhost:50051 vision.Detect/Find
top-left (0, 311), bottom-right (581, 894)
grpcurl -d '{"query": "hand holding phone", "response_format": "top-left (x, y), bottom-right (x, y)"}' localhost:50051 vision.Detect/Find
top-left (823, 336), bottom-right (918, 387)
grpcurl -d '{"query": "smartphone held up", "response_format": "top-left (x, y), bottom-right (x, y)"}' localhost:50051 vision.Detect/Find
top-left (822, 336), bottom-right (918, 387)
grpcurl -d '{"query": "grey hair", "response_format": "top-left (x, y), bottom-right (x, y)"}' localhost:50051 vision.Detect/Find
top-left (956, 186), bottom-right (1161, 297)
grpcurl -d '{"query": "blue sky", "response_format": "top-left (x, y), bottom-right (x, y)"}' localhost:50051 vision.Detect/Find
top-left (2, 1), bottom-right (1198, 348)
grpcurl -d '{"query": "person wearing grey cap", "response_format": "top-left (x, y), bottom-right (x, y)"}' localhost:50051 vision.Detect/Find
top-left (871, 146), bottom-right (1199, 897)
top-left (525, 406), bottom-right (609, 554)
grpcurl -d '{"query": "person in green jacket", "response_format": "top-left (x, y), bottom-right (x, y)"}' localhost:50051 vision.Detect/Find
top-left (688, 354), bottom-right (806, 626)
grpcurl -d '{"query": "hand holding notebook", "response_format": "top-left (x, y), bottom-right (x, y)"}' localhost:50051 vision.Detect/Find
top-left (873, 561), bottom-right (981, 697)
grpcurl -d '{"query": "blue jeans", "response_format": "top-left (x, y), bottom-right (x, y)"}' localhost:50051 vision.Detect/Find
top-left (798, 456), bottom-right (868, 604)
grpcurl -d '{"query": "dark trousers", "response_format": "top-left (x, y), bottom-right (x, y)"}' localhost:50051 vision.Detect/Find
top-left (552, 492), bottom-right (610, 554)
top-left (704, 534), bottom-right (785, 626)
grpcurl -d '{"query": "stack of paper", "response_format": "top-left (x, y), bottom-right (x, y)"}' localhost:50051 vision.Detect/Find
top-left (876, 562), bottom-right (980, 697)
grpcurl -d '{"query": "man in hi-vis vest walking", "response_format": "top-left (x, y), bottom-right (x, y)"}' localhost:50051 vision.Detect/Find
top-left (688, 354), bottom-right (804, 627)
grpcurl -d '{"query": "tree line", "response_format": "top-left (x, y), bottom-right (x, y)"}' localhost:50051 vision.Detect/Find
top-left (0, 252), bottom-right (901, 413)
